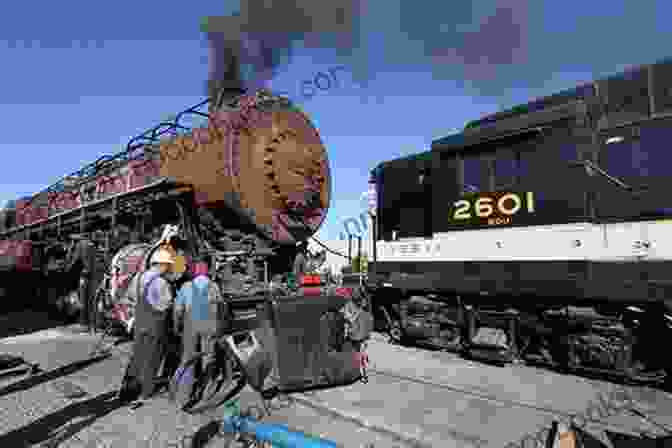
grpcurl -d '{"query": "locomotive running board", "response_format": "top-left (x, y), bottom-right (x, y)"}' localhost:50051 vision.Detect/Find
top-left (0, 178), bottom-right (194, 239)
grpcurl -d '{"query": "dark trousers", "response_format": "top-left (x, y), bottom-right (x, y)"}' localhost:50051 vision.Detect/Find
top-left (127, 330), bottom-right (168, 399)
top-left (78, 276), bottom-right (92, 327)
top-left (162, 312), bottom-right (182, 382)
top-left (181, 329), bottom-right (217, 365)
top-left (78, 273), bottom-right (104, 330)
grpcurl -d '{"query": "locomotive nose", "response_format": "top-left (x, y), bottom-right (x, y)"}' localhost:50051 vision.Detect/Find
top-left (157, 97), bottom-right (331, 246)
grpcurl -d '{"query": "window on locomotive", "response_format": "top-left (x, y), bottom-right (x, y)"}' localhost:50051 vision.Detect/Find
top-left (599, 134), bottom-right (632, 178)
top-left (493, 148), bottom-right (520, 190)
top-left (461, 153), bottom-right (486, 194)
top-left (600, 124), bottom-right (672, 181)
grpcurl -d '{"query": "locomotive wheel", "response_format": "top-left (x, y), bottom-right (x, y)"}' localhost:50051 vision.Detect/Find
top-left (388, 322), bottom-right (403, 344)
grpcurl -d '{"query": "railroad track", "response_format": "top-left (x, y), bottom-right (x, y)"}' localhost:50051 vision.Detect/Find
top-left (363, 363), bottom-right (672, 440)
top-left (285, 366), bottom-right (671, 447)
top-left (368, 367), bottom-right (587, 419)
top-left (287, 393), bottom-right (439, 448)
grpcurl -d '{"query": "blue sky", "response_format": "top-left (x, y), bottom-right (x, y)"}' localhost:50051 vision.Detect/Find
top-left (1, 0), bottom-right (671, 241)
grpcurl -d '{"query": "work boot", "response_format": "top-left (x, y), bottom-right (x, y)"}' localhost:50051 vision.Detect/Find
top-left (129, 398), bottom-right (147, 410)
top-left (0, 354), bottom-right (24, 370)
top-left (118, 378), bottom-right (142, 404)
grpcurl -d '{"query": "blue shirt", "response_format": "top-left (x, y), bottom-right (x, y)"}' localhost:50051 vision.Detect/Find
top-left (176, 276), bottom-right (212, 322)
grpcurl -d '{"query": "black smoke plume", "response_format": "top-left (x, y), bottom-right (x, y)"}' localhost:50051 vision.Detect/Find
top-left (203, 0), bottom-right (362, 101)
top-left (203, 0), bottom-right (670, 101)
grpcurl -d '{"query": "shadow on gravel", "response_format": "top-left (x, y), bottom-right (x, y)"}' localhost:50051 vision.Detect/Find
top-left (0, 309), bottom-right (71, 340)
top-left (189, 420), bottom-right (231, 448)
top-left (0, 365), bottom-right (35, 381)
top-left (0, 390), bottom-right (124, 447)
top-left (0, 353), bottom-right (110, 398)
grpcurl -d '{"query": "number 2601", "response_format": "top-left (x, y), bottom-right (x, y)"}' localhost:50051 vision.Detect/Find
top-left (452, 192), bottom-right (535, 220)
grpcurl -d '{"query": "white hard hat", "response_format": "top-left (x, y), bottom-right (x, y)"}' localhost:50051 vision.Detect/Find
top-left (151, 248), bottom-right (175, 265)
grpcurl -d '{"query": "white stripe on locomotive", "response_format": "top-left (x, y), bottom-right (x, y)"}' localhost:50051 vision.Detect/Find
top-left (376, 220), bottom-right (672, 262)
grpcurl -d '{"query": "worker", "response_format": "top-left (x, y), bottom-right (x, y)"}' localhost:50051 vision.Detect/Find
top-left (173, 255), bottom-right (224, 404)
top-left (66, 236), bottom-right (97, 332)
top-left (118, 247), bottom-right (176, 406)
top-left (293, 241), bottom-right (308, 278)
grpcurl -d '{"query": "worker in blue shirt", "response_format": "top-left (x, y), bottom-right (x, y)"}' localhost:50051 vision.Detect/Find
top-left (173, 255), bottom-right (223, 402)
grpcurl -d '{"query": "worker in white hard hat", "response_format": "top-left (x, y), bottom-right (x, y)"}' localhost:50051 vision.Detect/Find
top-left (293, 241), bottom-right (309, 278)
top-left (119, 246), bottom-right (176, 406)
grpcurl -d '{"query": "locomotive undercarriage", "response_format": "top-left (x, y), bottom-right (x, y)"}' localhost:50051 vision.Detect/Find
top-left (373, 289), bottom-right (671, 387)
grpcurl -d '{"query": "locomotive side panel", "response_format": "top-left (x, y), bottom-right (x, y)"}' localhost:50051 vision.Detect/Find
top-left (379, 103), bottom-right (592, 301)
top-left (377, 153), bottom-right (433, 241)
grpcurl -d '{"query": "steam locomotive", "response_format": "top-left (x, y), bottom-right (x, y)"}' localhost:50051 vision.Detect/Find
top-left (0, 79), bottom-right (371, 399)
top-left (368, 57), bottom-right (672, 386)
top-left (0, 85), bottom-right (330, 300)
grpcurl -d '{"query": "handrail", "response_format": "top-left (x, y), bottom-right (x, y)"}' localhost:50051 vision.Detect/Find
top-left (14, 97), bottom-right (213, 211)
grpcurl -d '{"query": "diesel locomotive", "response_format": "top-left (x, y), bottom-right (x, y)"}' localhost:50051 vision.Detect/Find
top-left (368, 57), bottom-right (672, 385)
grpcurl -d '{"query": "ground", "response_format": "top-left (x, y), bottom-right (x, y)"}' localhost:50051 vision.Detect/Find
top-left (1, 310), bottom-right (672, 447)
